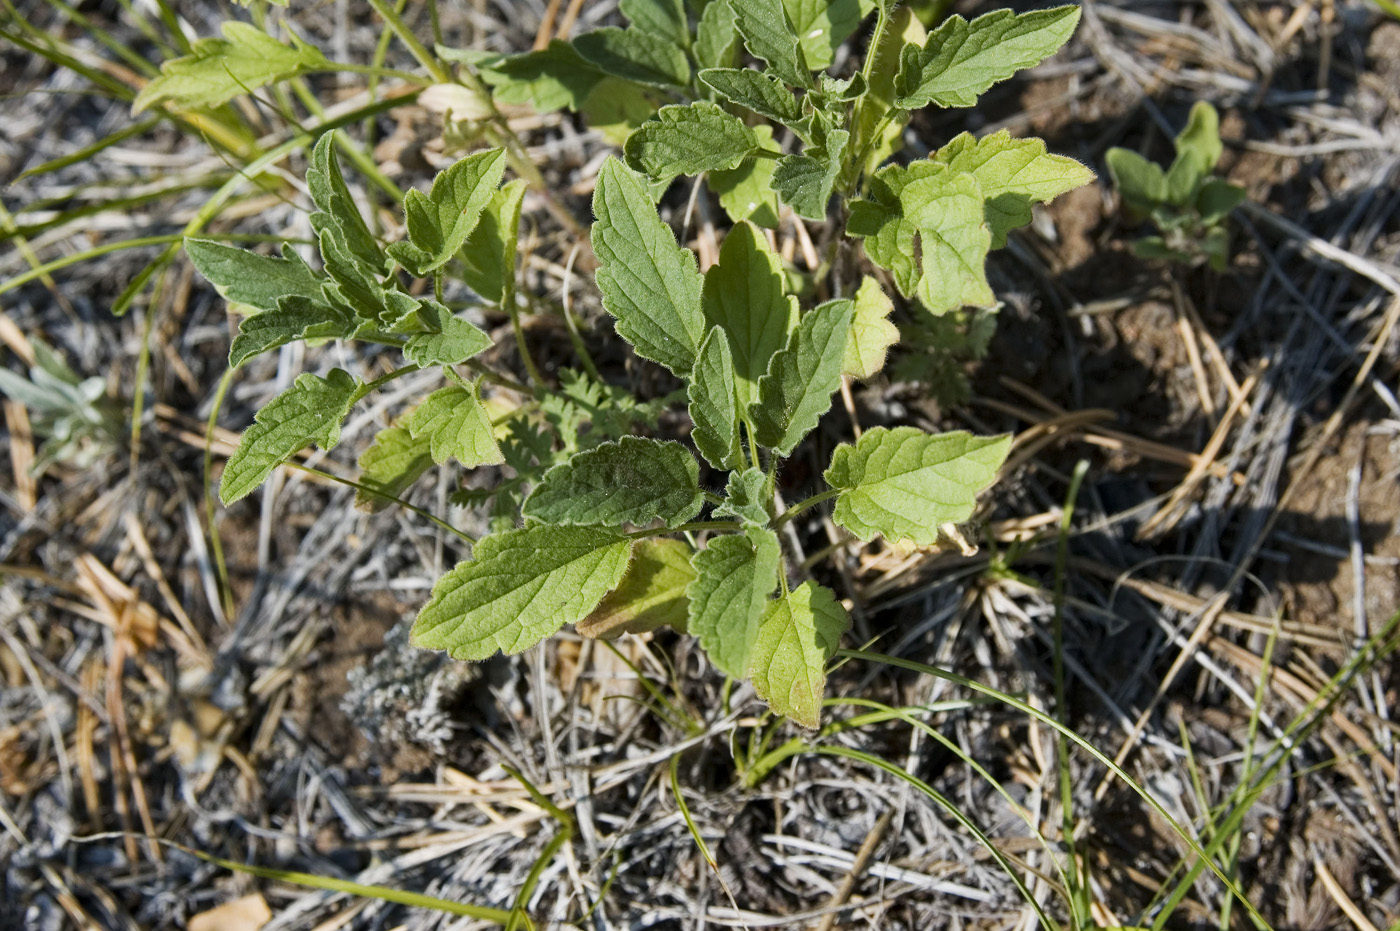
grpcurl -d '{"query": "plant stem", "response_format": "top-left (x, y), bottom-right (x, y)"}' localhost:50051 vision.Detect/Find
top-left (772, 487), bottom-right (839, 528)
top-left (364, 0), bottom-right (451, 84)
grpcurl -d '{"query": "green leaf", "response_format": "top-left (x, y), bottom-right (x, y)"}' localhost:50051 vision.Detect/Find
top-left (577, 538), bottom-right (696, 638)
top-left (783, 0), bottom-right (875, 70)
top-left (522, 437), bottom-right (703, 528)
top-left (229, 296), bottom-right (354, 367)
top-left (842, 277), bottom-right (898, 381)
top-left (133, 22), bottom-right (329, 113)
top-left (772, 128), bottom-right (848, 220)
top-left (356, 423), bottom-right (434, 512)
top-left (894, 6), bottom-right (1080, 109)
top-left (402, 301), bottom-right (493, 367)
top-left (847, 160), bottom-right (994, 315)
top-left (702, 220), bottom-right (798, 410)
top-left (848, 3), bottom-right (922, 183)
top-left (623, 102), bottom-right (760, 178)
top-left (412, 525), bottom-right (632, 660)
top-left (460, 179), bottom-right (527, 305)
top-left (694, 0), bottom-right (742, 70)
top-left (749, 298), bottom-right (853, 455)
top-left (387, 148), bottom-right (507, 277)
top-left (748, 580), bottom-right (849, 728)
top-left (308, 134), bottom-right (387, 284)
top-left (932, 130), bottom-right (1096, 247)
top-left (698, 68), bottom-right (802, 124)
top-left (689, 329), bottom-right (744, 471)
top-left (709, 125), bottom-right (782, 229)
top-left (220, 368), bottom-right (363, 504)
top-left (591, 158), bottom-right (706, 376)
top-left (407, 384), bottom-right (505, 467)
top-left (621, 0), bottom-right (690, 47)
top-left (185, 240), bottom-right (324, 314)
top-left (478, 41), bottom-right (605, 112)
top-left (1195, 177), bottom-right (1246, 225)
top-left (1166, 101), bottom-right (1223, 205)
top-left (731, 0), bottom-right (811, 89)
top-left (581, 78), bottom-right (660, 147)
top-left (573, 27), bottom-right (690, 88)
top-left (688, 526), bottom-right (780, 678)
top-left (714, 468), bottom-right (770, 526)
top-left (824, 426), bottom-right (1011, 544)
top-left (1105, 147), bottom-right (1166, 220)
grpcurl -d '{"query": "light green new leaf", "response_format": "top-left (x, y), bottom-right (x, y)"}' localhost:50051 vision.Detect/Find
top-left (402, 302), bottom-right (493, 367)
top-left (522, 436), bottom-right (703, 528)
top-left (894, 6), bottom-right (1080, 109)
top-left (689, 330), bottom-right (744, 471)
top-left (698, 68), bottom-right (802, 124)
top-left (229, 296), bottom-right (354, 367)
top-left (709, 125), bottom-right (782, 229)
top-left (412, 525), bottom-right (632, 660)
top-left (1165, 101), bottom-right (1223, 205)
top-left (133, 22), bottom-right (329, 113)
top-left (308, 134), bottom-right (387, 282)
top-left (1105, 147), bottom-right (1166, 221)
top-left (714, 468), bottom-right (770, 526)
top-left (592, 158), bottom-right (706, 375)
top-left (772, 128), bottom-right (848, 220)
top-left (460, 179), bottom-right (527, 305)
top-left (186, 240), bottom-right (324, 314)
top-left (577, 538), bottom-right (696, 639)
top-left (824, 426), bottom-right (1011, 544)
top-left (388, 148), bottom-right (507, 277)
top-left (702, 220), bottom-right (797, 410)
top-left (479, 41), bottom-right (606, 112)
top-left (621, 0), bottom-right (690, 47)
top-left (220, 368), bottom-right (362, 504)
top-left (355, 423), bottom-right (434, 512)
top-left (688, 526), bottom-right (780, 678)
top-left (842, 277), bottom-right (898, 381)
top-left (933, 130), bottom-right (1095, 247)
top-left (407, 384), bottom-right (504, 467)
top-left (573, 27), bottom-right (690, 88)
top-left (749, 298), bottom-right (853, 455)
top-left (749, 580), bottom-right (849, 728)
top-left (783, 0), bottom-right (875, 70)
top-left (694, 0), bottom-right (741, 70)
top-left (731, 0), bottom-right (811, 89)
top-left (623, 102), bottom-right (760, 178)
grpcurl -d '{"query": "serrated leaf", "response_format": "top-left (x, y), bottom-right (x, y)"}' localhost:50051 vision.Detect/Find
top-left (460, 179), bottom-right (527, 305)
top-left (220, 368), bottom-right (362, 504)
top-left (229, 296), bottom-right (354, 366)
top-left (824, 426), bottom-right (1010, 544)
top-left (621, 0), bottom-right (690, 46)
top-left (698, 68), bottom-right (802, 124)
top-left (133, 22), bottom-right (329, 113)
top-left (1166, 101), bottom-right (1223, 205)
top-left (387, 148), bottom-right (507, 277)
top-left (731, 0), bottom-right (811, 89)
top-left (402, 300), bottom-right (493, 367)
top-left (356, 423), bottom-right (434, 511)
top-left (574, 27), bottom-right (690, 88)
top-left (709, 125), bottom-right (782, 229)
top-left (577, 538), bottom-right (695, 638)
top-left (479, 40), bottom-right (606, 112)
top-left (695, 0), bottom-right (741, 70)
top-left (749, 580), bottom-right (849, 728)
top-left (702, 220), bottom-right (798, 410)
top-left (714, 468), bottom-right (769, 526)
top-left (308, 134), bottom-right (387, 283)
top-left (749, 298), bottom-right (853, 455)
top-left (1105, 147), bottom-right (1166, 221)
top-left (772, 128), bottom-right (848, 220)
top-left (848, 160), bottom-right (994, 315)
top-left (591, 158), bottom-right (706, 375)
top-left (407, 384), bottom-right (504, 467)
top-left (689, 329), bottom-right (744, 471)
top-left (688, 526), bottom-right (780, 678)
top-left (412, 525), bottom-right (632, 660)
top-left (523, 437), bottom-right (703, 528)
top-left (843, 277), bottom-right (898, 380)
top-left (186, 240), bottom-right (324, 314)
top-left (933, 130), bottom-right (1096, 247)
top-left (783, 0), bottom-right (875, 70)
top-left (623, 102), bottom-right (759, 179)
top-left (894, 6), bottom-right (1080, 110)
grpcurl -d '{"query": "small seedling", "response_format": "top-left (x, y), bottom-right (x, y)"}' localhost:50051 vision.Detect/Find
top-left (0, 339), bottom-right (124, 473)
top-left (1106, 101), bottom-right (1247, 271)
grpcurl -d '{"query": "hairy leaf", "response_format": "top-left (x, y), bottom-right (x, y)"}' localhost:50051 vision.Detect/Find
top-left (403, 301), bottom-right (493, 367)
top-left (407, 384), bottom-right (504, 467)
top-left (522, 436), bottom-right (703, 528)
top-left (388, 148), bottom-right (507, 277)
top-left (412, 526), bottom-right (632, 660)
top-left (621, 0), bottom-right (690, 46)
top-left (694, 0), bottom-right (742, 70)
top-left (133, 22), bottom-right (329, 113)
top-left (772, 128), bottom-right (848, 220)
top-left (186, 240), bottom-right (324, 314)
top-left (221, 368), bottom-right (362, 504)
top-left (731, 0), bottom-right (811, 89)
top-left (689, 330), bottom-right (744, 471)
top-left (895, 6), bottom-right (1079, 109)
top-left (460, 179), bottom-right (528, 305)
top-left (308, 134), bottom-right (387, 285)
top-left (783, 0), bottom-right (875, 70)
top-left (688, 526), bottom-right (780, 678)
top-left (749, 298), bottom-right (853, 456)
top-left (709, 125), bottom-right (782, 229)
top-left (714, 468), bottom-right (770, 526)
top-left (749, 580), bottom-right (849, 728)
top-left (842, 277), bottom-right (898, 381)
top-left (624, 102), bottom-right (760, 178)
top-left (574, 27), bottom-right (690, 88)
top-left (591, 158), bottom-right (706, 375)
top-left (229, 296), bottom-right (354, 367)
top-left (356, 423), bottom-right (434, 512)
top-left (577, 538), bottom-right (695, 638)
top-left (824, 426), bottom-right (1011, 544)
top-left (479, 41), bottom-right (606, 112)
top-left (698, 68), bottom-right (802, 124)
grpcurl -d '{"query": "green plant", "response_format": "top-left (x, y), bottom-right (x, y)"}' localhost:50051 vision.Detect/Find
top-left (0, 339), bottom-right (124, 472)
top-left (185, 0), bottom-right (1096, 728)
top-left (1106, 101), bottom-right (1247, 271)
